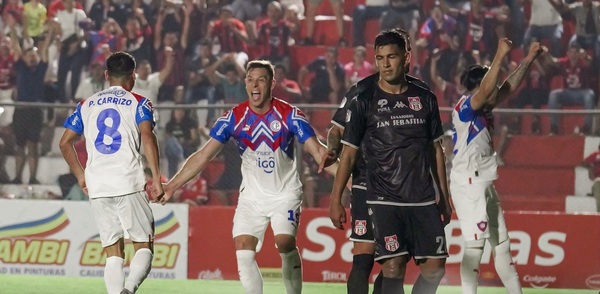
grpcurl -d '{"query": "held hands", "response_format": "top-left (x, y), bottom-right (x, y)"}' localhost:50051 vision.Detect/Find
top-left (318, 149), bottom-right (338, 173)
top-left (149, 179), bottom-right (166, 204)
top-left (329, 201), bottom-right (346, 230)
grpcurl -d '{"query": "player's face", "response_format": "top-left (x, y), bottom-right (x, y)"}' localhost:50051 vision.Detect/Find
top-left (375, 44), bottom-right (409, 83)
top-left (245, 67), bottom-right (274, 109)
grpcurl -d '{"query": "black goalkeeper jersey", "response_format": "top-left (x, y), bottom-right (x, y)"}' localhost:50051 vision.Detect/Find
top-left (331, 74), bottom-right (430, 190)
top-left (341, 79), bottom-right (443, 204)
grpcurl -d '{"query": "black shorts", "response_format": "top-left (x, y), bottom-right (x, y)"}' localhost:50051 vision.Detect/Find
top-left (349, 187), bottom-right (375, 243)
top-left (369, 203), bottom-right (448, 262)
top-left (12, 108), bottom-right (43, 146)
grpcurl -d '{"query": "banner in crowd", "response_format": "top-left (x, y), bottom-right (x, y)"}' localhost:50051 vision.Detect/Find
top-left (0, 199), bottom-right (188, 279)
top-left (189, 206), bottom-right (600, 290)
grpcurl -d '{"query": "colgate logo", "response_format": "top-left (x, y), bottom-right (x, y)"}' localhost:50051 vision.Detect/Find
top-left (586, 274), bottom-right (600, 289)
top-left (523, 275), bottom-right (556, 288)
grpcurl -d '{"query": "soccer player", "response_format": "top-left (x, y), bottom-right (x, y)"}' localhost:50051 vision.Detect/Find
top-left (59, 52), bottom-right (163, 294)
top-left (159, 59), bottom-right (336, 294)
top-left (325, 28), bottom-right (430, 294)
top-left (450, 39), bottom-right (544, 294)
top-left (329, 29), bottom-right (452, 294)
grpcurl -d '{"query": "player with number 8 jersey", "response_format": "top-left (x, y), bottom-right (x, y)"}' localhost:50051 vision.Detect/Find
top-left (60, 52), bottom-right (163, 294)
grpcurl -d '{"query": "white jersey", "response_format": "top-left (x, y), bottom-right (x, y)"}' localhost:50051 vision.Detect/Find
top-left (209, 98), bottom-right (315, 201)
top-left (450, 95), bottom-right (498, 185)
top-left (64, 86), bottom-right (155, 198)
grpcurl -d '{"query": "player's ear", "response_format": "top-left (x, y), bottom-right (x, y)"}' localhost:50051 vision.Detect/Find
top-left (104, 70), bottom-right (109, 81)
top-left (405, 51), bottom-right (412, 64)
top-left (271, 78), bottom-right (276, 90)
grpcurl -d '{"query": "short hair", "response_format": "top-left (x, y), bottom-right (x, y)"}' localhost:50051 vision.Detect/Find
top-left (106, 52), bottom-right (136, 78)
top-left (246, 60), bottom-right (275, 80)
top-left (460, 64), bottom-right (489, 91)
top-left (392, 28), bottom-right (412, 51)
top-left (374, 29), bottom-right (407, 53)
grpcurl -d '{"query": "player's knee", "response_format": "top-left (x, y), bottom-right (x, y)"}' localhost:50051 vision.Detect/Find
top-left (274, 236), bottom-right (296, 253)
top-left (420, 264), bottom-right (445, 282)
top-left (381, 257), bottom-right (407, 278)
top-left (234, 235), bottom-right (259, 251)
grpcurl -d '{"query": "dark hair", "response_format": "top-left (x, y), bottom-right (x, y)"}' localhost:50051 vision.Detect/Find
top-left (246, 60), bottom-right (275, 80)
top-left (106, 52), bottom-right (136, 78)
top-left (374, 29), bottom-right (407, 52)
top-left (460, 64), bottom-right (489, 91)
top-left (392, 28), bottom-right (412, 51)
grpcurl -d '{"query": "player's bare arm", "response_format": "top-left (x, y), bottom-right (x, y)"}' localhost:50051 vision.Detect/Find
top-left (304, 136), bottom-right (337, 175)
top-left (433, 140), bottom-right (452, 226)
top-left (140, 121), bottom-right (164, 201)
top-left (325, 125), bottom-right (344, 159)
top-left (329, 145), bottom-right (358, 230)
top-left (470, 38), bottom-right (512, 111)
top-left (491, 42), bottom-right (546, 108)
top-left (59, 129), bottom-right (87, 194)
top-left (159, 138), bottom-right (224, 205)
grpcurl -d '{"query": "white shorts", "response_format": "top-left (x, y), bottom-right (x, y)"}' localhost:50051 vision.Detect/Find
top-left (232, 195), bottom-right (302, 252)
top-left (90, 191), bottom-right (154, 247)
top-left (449, 181), bottom-right (507, 242)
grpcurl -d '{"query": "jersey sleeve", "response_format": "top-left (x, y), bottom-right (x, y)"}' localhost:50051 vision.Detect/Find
top-left (63, 102), bottom-right (84, 135)
top-left (289, 107), bottom-right (316, 143)
top-left (456, 95), bottom-right (477, 122)
top-left (136, 98), bottom-right (155, 127)
top-left (331, 85), bottom-right (356, 128)
top-left (428, 92), bottom-right (444, 142)
top-left (209, 110), bottom-right (234, 143)
top-left (341, 96), bottom-right (367, 149)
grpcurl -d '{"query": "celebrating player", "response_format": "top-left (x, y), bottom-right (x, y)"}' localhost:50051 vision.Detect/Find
top-left (324, 27), bottom-right (430, 294)
top-left (159, 59), bottom-right (337, 294)
top-left (329, 29), bottom-right (452, 294)
top-left (450, 39), bottom-right (544, 294)
top-left (60, 52), bottom-right (163, 294)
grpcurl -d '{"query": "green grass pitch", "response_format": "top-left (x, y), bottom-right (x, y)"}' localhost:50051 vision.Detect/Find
top-left (0, 275), bottom-right (595, 294)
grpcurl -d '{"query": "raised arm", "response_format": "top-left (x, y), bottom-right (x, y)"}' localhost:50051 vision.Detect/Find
top-left (304, 136), bottom-right (337, 175)
top-left (429, 50), bottom-right (446, 91)
top-left (154, 8), bottom-right (166, 50)
top-left (159, 138), bottom-right (225, 204)
top-left (491, 42), bottom-right (545, 108)
top-left (469, 38), bottom-right (512, 111)
top-left (158, 46), bottom-right (174, 83)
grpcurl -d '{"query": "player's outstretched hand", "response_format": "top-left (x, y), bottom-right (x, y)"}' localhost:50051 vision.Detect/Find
top-left (329, 201), bottom-right (346, 230)
top-left (318, 149), bottom-right (337, 173)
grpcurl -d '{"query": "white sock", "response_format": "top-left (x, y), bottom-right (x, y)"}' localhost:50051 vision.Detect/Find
top-left (460, 247), bottom-right (484, 294)
top-left (494, 241), bottom-right (522, 294)
top-left (280, 248), bottom-right (302, 294)
top-left (124, 248), bottom-right (153, 293)
top-left (104, 256), bottom-right (125, 294)
top-left (236, 250), bottom-right (263, 294)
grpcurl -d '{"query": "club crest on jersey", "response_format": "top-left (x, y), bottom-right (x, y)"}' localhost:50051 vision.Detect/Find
top-left (354, 220), bottom-right (367, 236)
top-left (408, 97), bottom-right (422, 111)
top-left (477, 221), bottom-right (488, 232)
top-left (270, 120), bottom-right (281, 132)
top-left (384, 235), bottom-right (399, 252)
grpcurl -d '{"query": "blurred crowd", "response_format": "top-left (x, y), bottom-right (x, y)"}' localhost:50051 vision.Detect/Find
top-left (1, 0), bottom-right (600, 206)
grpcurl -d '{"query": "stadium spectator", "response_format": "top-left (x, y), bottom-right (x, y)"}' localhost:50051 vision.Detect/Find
top-left (74, 61), bottom-right (107, 101)
top-left (121, 15), bottom-right (153, 66)
top-left (230, 0), bottom-right (266, 22)
top-left (8, 16), bottom-right (53, 185)
top-left (206, 53), bottom-right (247, 104)
top-left (416, 4), bottom-right (459, 73)
top-left (55, 0), bottom-right (88, 102)
top-left (22, 0), bottom-right (47, 44)
top-left (123, 0), bottom-right (155, 28)
top-left (209, 5), bottom-right (249, 67)
top-left (297, 46), bottom-right (345, 104)
top-left (463, 0), bottom-right (500, 63)
top-left (0, 37), bottom-right (15, 129)
top-left (549, 0), bottom-right (600, 59)
top-left (542, 42), bottom-right (595, 135)
top-left (351, 0), bottom-right (388, 47)
top-left (248, 1), bottom-right (292, 70)
top-left (380, 0), bottom-right (422, 61)
top-left (429, 48), bottom-right (470, 107)
top-left (272, 63), bottom-right (302, 104)
top-left (88, 17), bottom-right (122, 66)
top-left (87, 0), bottom-right (127, 31)
top-left (343, 46), bottom-right (375, 90)
top-left (160, 60), bottom-right (337, 294)
top-left (154, 3), bottom-right (190, 103)
top-left (302, 0), bottom-right (346, 46)
top-left (164, 108), bottom-right (200, 178)
top-left (523, 0), bottom-right (563, 57)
